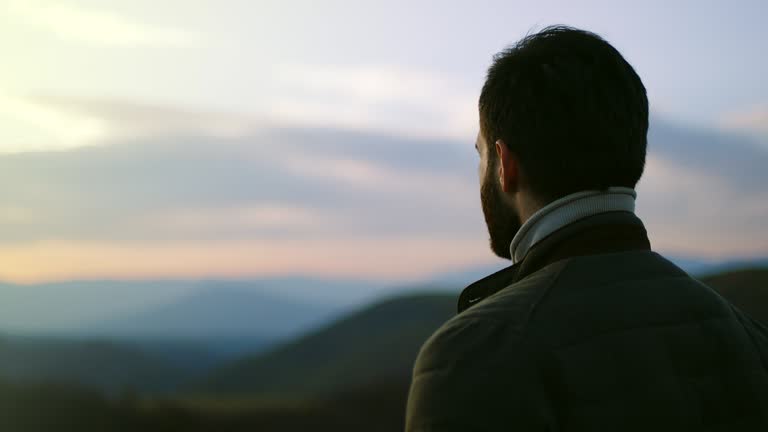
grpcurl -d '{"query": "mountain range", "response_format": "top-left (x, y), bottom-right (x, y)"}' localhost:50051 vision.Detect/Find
top-left (0, 255), bottom-right (763, 341)
top-left (0, 262), bottom-right (765, 398)
top-left (0, 278), bottom-right (386, 341)
top-left (0, 266), bottom-right (764, 432)
top-left (198, 266), bottom-right (768, 398)
top-left (200, 293), bottom-right (456, 396)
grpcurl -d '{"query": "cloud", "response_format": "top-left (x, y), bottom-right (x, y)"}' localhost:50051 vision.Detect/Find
top-left (720, 104), bottom-right (768, 137)
top-left (0, 91), bottom-right (111, 153)
top-left (638, 155), bottom-right (768, 258)
top-left (0, 237), bottom-right (492, 284)
top-left (7, 0), bottom-right (200, 47)
top-left (0, 99), bottom-right (766, 282)
top-left (275, 64), bottom-right (465, 104)
top-left (2, 59), bottom-right (477, 154)
top-left (0, 206), bottom-right (35, 224)
top-left (0, 94), bottom-right (267, 154)
top-left (269, 64), bottom-right (478, 140)
top-left (648, 117), bottom-right (768, 193)
top-left (282, 153), bottom-right (475, 207)
top-left (36, 95), bottom-right (264, 139)
top-left (142, 205), bottom-right (331, 237)
top-left (0, 120), bottom-right (482, 245)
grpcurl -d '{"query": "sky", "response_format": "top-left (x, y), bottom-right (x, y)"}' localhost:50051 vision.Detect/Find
top-left (0, 0), bottom-right (766, 283)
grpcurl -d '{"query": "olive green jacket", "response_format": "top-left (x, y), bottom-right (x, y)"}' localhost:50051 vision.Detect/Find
top-left (406, 212), bottom-right (768, 431)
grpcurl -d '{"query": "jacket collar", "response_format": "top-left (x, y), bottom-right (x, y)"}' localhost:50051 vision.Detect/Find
top-left (457, 211), bottom-right (651, 314)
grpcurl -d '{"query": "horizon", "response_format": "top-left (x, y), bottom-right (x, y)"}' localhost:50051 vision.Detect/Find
top-left (2, 252), bottom-right (766, 286)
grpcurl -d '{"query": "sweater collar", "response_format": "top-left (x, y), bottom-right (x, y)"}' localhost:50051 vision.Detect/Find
top-left (509, 187), bottom-right (637, 264)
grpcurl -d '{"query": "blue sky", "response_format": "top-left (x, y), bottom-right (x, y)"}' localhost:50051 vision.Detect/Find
top-left (0, 0), bottom-right (766, 282)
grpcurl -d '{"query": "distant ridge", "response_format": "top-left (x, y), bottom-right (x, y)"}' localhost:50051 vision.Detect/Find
top-left (201, 267), bottom-right (768, 397)
top-left (0, 335), bottom-right (185, 394)
top-left (701, 268), bottom-right (768, 324)
top-left (1, 266), bottom-right (764, 398)
top-left (669, 256), bottom-right (768, 278)
top-left (84, 284), bottom-right (338, 341)
top-left (0, 278), bottom-right (384, 340)
top-left (200, 293), bottom-right (456, 396)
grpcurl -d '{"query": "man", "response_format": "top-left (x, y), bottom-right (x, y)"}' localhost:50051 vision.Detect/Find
top-left (405, 26), bottom-right (768, 431)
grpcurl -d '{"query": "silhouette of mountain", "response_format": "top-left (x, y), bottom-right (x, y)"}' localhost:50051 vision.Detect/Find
top-left (0, 278), bottom-right (385, 340)
top-left (0, 280), bottom-right (190, 335)
top-left (0, 335), bottom-right (187, 394)
top-left (85, 284), bottom-right (340, 342)
top-left (644, 256), bottom-right (768, 279)
top-left (200, 266), bottom-right (768, 398)
top-left (701, 268), bottom-right (768, 324)
top-left (1, 267), bottom-right (763, 400)
top-left (0, 283), bottom-right (349, 396)
top-left (200, 293), bottom-right (456, 396)
top-left (0, 376), bottom-right (411, 432)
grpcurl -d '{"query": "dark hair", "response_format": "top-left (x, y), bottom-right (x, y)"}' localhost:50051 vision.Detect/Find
top-left (479, 25), bottom-right (648, 202)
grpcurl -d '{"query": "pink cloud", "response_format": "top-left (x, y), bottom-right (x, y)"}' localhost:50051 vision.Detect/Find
top-left (721, 105), bottom-right (768, 136)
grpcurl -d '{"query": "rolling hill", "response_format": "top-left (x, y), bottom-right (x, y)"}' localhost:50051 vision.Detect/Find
top-left (0, 278), bottom-right (385, 341)
top-left (0, 376), bottom-right (412, 432)
top-left (0, 335), bottom-right (187, 394)
top-left (701, 268), bottom-right (768, 324)
top-left (2, 267), bottom-right (763, 400)
top-left (200, 293), bottom-right (456, 396)
top-left (200, 267), bottom-right (768, 398)
top-left (0, 284), bottom-right (350, 395)
top-left (85, 284), bottom-right (339, 342)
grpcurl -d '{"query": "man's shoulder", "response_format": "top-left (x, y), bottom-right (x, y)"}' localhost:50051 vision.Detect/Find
top-left (459, 249), bottom-right (685, 317)
top-left (415, 250), bottom-right (704, 372)
top-left (407, 265), bottom-right (566, 431)
top-left (460, 258), bottom-right (569, 321)
top-left (412, 312), bottom-right (512, 378)
top-left (420, 250), bottom-right (696, 365)
top-left (407, 251), bottom-right (768, 430)
top-left (414, 260), bottom-right (569, 376)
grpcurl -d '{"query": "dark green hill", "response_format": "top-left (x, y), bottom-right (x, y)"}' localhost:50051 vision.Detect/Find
top-left (0, 336), bottom-right (189, 394)
top-left (201, 267), bottom-right (768, 398)
top-left (0, 377), bottom-right (411, 432)
top-left (201, 293), bottom-right (456, 396)
top-left (701, 268), bottom-right (768, 324)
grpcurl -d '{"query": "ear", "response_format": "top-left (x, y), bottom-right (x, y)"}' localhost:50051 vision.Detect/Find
top-left (495, 139), bottom-right (519, 193)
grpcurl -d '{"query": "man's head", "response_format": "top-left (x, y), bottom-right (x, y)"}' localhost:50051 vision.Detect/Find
top-left (477, 25), bottom-right (648, 259)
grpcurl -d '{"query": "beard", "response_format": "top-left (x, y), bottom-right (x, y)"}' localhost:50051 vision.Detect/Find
top-left (480, 170), bottom-right (521, 260)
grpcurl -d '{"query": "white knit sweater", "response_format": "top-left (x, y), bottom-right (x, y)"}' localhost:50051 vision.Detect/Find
top-left (509, 187), bottom-right (637, 264)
